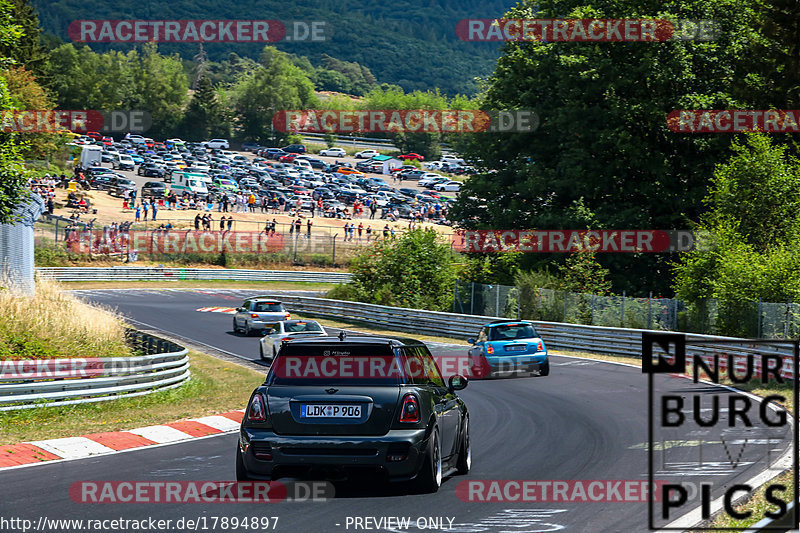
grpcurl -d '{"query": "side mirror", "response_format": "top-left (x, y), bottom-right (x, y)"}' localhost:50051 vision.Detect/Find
top-left (236, 307), bottom-right (245, 312)
top-left (449, 375), bottom-right (468, 392)
top-left (467, 338), bottom-right (476, 345)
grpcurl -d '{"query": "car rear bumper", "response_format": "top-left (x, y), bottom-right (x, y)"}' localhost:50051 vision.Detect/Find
top-left (239, 428), bottom-right (429, 481)
top-left (474, 353), bottom-right (548, 375)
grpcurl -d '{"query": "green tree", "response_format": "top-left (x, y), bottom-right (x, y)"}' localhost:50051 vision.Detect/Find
top-left (180, 72), bottom-right (230, 139)
top-left (450, 0), bottom-right (765, 295)
top-left (0, 0), bottom-right (46, 77)
top-left (232, 46), bottom-right (317, 144)
top-left (346, 228), bottom-right (459, 311)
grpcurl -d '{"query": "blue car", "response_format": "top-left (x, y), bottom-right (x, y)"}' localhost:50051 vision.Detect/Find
top-left (130, 154), bottom-right (144, 164)
top-left (467, 320), bottom-right (548, 378)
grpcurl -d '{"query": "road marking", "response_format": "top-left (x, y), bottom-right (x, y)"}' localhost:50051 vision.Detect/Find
top-left (28, 437), bottom-right (116, 459)
top-left (196, 307), bottom-right (237, 314)
top-left (127, 425), bottom-right (195, 444)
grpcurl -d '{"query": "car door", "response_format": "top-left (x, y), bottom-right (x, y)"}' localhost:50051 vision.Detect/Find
top-left (413, 346), bottom-right (460, 459)
top-left (236, 300), bottom-right (251, 327)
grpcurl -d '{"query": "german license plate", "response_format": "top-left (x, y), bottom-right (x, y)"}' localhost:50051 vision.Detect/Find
top-left (505, 345), bottom-right (526, 351)
top-left (301, 404), bottom-right (361, 418)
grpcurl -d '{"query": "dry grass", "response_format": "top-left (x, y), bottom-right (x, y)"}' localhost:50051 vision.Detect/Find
top-left (0, 277), bottom-right (132, 359)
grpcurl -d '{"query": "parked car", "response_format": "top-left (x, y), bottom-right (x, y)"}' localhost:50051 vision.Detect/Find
top-left (232, 298), bottom-right (291, 336)
top-left (204, 139), bottom-right (230, 149)
top-left (467, 320), bottom-right (548, 378)
top-left (397, 152), bottom-right (425, 161)
top-left (433, 181), bottom-right (462, 192)
top-left (319, 147), bottom-right (346, 157)
top-left (140, 181), bottom-right (166, 198)
top-left (138, 162), bottom-right (167, 178)
top-left (236, 335), bottom-right (471, 492)
top-left (108, 177), bottom-right (137, 197)
top-left (282, 144), bottom-right (307, 154)
top-left (355, 149), bottom-right (379, 159)
top-left (112, 154), bottom-right (135, 171)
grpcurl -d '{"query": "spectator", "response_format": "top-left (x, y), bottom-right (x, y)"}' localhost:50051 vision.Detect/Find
top-left (306, 218), bottom-right (312, 238)
top-left (135, 205), bottom-right (141, 222)
top-left (194, 213), bottom-right (201, 230)
top-left (222, 194), bottom-right (229, 212)
top-left (289, 220), bottom-right (294, 236)
top-left (358, 223), bottom-right (363, 240)
top-left (152, 202), bottom-right (157, 220)
top-left (366, 225), bottom-right (372, 241)
top-left (142, 200), bottom-right (149, 220)
top-left (294, 218), bottom-right (302, 235)
top-left (369, 204), bottom-right (377, 220)
top-left (383, 224), bottom-right (390, 239)
top-left (248, 193), bottom-right (256, 212)
top-left (46, 197), bottom-right (54, 214)
top-left (220, 215), bottom-right (226, 231)
top-left (227, 216), bottom-right (233, 231)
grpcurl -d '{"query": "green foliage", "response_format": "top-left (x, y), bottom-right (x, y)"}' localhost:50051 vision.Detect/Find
top-left (674, 134), bottom-right (800, 336)
top-left (345, 228), bottom-right (459, 311)
top-left (461, 252), bottom-right (521, 284)
top-left (450, 0), bottom-right (767, 295)
top-left (180, 72), bottom-right (231, 139)
top-left (559, 251), bottom-right (612, 295)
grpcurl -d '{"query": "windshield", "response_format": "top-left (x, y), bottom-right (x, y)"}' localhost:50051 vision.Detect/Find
top-left (488, 324), bottom-right (538, 341)
top-left (284, 321), bottom-right (323, 333)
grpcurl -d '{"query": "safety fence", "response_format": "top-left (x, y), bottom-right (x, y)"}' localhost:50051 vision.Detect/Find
top-left (35, 267), bottom-right (353, 283)
top-left (0, 329), bottom-right (189, 410)
top-left (274, 295), bottom-right (798, 380)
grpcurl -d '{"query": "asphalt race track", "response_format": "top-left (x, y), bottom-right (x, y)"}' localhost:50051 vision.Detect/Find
top-left (0, 288), bottom-right (792, 533)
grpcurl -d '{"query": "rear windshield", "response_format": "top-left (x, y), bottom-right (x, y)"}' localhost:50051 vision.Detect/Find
top-left (253, 302), bottom-right (284, 312)
top-left (267, 344), bottom-right (402, 386)
top-left (285, 321), bottom-right (322, 332)
top-left (489, 324), bottom-right (538, 341)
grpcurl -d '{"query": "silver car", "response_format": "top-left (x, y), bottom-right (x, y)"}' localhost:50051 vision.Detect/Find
top-left (258, 319), bottom-right (328, 361)
top-left (232, 298), bottom-right (290, 336)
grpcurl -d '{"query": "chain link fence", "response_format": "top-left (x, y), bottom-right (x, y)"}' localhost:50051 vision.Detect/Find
top-left (453, 280), bottom-right (800, 339)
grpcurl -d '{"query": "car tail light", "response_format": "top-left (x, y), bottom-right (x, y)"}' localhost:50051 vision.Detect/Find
top-left (281, 337), bottom-right (292, 343)
top-left (399, 394), bottom-right (420, 423)
top-left (248, 393), bottom-right (267, 422)
top-left (284, 313), bottom-right (291, 319)
top-left (537, 341), bottom-right (544, 351)
top-left (250, 313), bottom-right (259, 319)
top-left (486, 344), bottom-right (494, 355)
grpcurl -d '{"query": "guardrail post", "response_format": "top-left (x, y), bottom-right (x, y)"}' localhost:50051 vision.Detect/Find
top-left (590, 294), bottom-right (595, 325)
top-left (621, 291), bottom-right (625, 327)
top-left (785, 299), bottom-right (791, 338)
top-left (470, 282), bottom-right (475, 315)
top-left (495, 285), bottom-right (501, 317)
top-left (647, 292), bottom-right (652, 330)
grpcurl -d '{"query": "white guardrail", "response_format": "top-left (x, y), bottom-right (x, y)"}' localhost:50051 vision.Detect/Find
top-left (36, 267), bottom-right (353, 284)
top-left (0, 330), bottom-right (190, 410)
top-left (275, 295), bottom-right (799, 379)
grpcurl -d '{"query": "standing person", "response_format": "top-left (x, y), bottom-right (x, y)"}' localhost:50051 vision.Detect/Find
top-left (222, 194), bottom-right (229, 213)
top-left (151, 202), bottom-right (157, 220)
top-left (248, 192), bottom-right (256, 212)
top-left (294, 218), bottom-right (301, 235)
top-left (220, 215), bottom-right (227, 231)
top-left (261, 196), bottom-right (268, 213)
top-left (271, 218), bottom-right (277, 235)
top-left (142, 199), bottom-right (149, 220)
top-left (135, 204), bottom-right (141, 222)
top-left (310, 201), bottom-right (315, 218)
top-left (130, 188), bottom-right (137, 205)
top-left (358, 222), bottom-right (363, 240)
top-left (227, 216), bottom-right (233, 231)
top-left (383, 224), bottom-right (390, 239)
top-left (194, 213), bottom-right (201, 230)
top-left (365, 225), bottom-right (372, 241)
top-left (369, 203), bottom-right (377, 220)
top-left (306, 218), bottom-right (312, 238)
top-left (289, 220), bottom-right (294, 236)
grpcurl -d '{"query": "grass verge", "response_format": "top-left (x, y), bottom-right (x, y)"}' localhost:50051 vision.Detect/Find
top-left (0, 278), bottom-right (132, 359)
top-left (0, 349), bottom-right (264, 445)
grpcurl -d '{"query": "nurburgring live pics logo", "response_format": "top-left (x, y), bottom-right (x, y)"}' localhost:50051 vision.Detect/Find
top-left (272, 109), bottom-right (539, 134)
top-left (68, 20), bottom-right (327, 43)
top-left (456, 19), bottom-right (720, 42)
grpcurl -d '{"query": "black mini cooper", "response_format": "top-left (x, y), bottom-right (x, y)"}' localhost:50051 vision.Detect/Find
top-left (236, 336), bottom-right (471, 492)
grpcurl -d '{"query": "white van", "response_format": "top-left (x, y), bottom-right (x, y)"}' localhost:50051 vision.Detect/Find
top-left (441, 154), bottom-right (466, 166)
top-left (171, 172), bottom-right (209, 196)
top-left (113, 153), bottom-right (135, 171)
top-left (80, 145), bottom-right (102, 167)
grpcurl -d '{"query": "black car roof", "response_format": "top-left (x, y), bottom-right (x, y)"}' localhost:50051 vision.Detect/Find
top-left (285, 335), bottom-right (424, 347)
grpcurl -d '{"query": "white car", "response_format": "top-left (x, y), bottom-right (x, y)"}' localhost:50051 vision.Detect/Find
top-left (441, 154), bottom-right (466, 165)
top-left (433, 180), bottom-right (462, 192)
top-left (204, 139), bottom-right (230, 150)
top-left (258, 320), bottom-right (328, 361)
top-left (355, 149), bottom-right (379, 159)
top-left (423, 161), bottom-right (443, 170)
top-left (418, 173), bottom-right (446, 187)
top-left (294, 160), bottom-right (313, 171)
top-left (339, 183), bottom-right (367, 195)
top-left (320, 147), bottom-right (346, 157)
